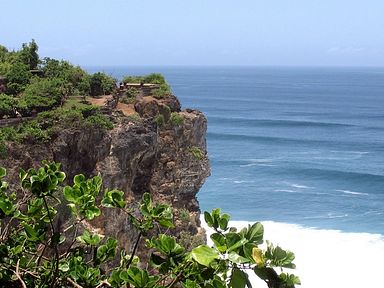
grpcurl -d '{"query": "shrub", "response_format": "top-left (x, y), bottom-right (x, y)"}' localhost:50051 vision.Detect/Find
top-left (170, 112), bottom-right (184, 125)
top-left (0, 94), bottom-right (18, 117)
top-left (153, 83), bottom-right (172, 99)
top-left (154, 114), bottom-right (165, 127)
top-left (85, 114), bottom-right (114, 130)
top-left (0, 162), bottom-right (300, 288)
top-left (89, 72), bottom-right (116, 96)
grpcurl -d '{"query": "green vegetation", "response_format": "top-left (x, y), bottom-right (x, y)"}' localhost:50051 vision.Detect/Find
top-left (0, 162), bottom-right (299, 287)
top-left (122, 73), bottom-right (167, 85)
top-left (0, 40), bottom-right (117, 117)
top-left (89, 72), bottom-right (116, 97)
top-left (121, 87), bottom-right (139, 104)
top-left (0, 105), bottom-right (113, 156)
top-left (170, 112), bottom-right (184, 125)
top-left (122, 73), bottom-right (172, 98)
top-left (189, 146), bottom-right (204, 160)
top-left (0, 40), bottom-right (116, 156)
top-left (154, 114), bottom-right (165, 127)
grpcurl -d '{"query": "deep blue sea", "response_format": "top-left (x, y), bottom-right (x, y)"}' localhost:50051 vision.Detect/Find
top-left (88, 66), bottom-right (384, 235)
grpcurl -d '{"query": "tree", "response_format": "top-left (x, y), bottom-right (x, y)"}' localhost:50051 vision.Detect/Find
top-left (41, 58), bottom-right (91, 95)
top-left (0, 162), bottom-right (300, 288)
top-left (89, 72), bottom-right (116, 96)
top-left (19, 39), bottom-right (39, 70)
top-left (4, 60), bottom-right (32, 95)
top-left (19, 77), bottom-right (68, 114)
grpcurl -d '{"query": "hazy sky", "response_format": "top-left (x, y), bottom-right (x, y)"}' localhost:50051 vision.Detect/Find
top-left (1, 0), bottom-right (384, 66)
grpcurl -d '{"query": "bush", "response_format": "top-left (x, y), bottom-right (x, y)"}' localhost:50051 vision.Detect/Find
top-left (89, 72), bottom-right (116, 96)
top-left (153, 83), bottom-right (172, 99)
top-left (154, 114), bottom-right (165, 127)
top-left (0, 162), bottom-right (300, 288)
top-left (170, 112), bottom-right (184, 126)
top-left (0, 94), bottom-right (18, 117)
top-left (19, 77), bottom-right (68, 114)
top-left (4, 60), bottom-right (32, 95)
top-left (41, 58), bottom-right (91, 95)
top-left (85, 114), bottom-right (114, 130)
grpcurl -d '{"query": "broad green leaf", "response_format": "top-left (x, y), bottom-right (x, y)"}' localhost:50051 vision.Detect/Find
top-left (219, 213), bottom-right (230, 231)
top-left (191, 245), bottom-right (219, 266)
top-left (230, 268), bottom-right (248, 288)
top-left (204, 211), bottom-right (213, 227)
top-left (210, 233), bottom-right (227, 253)
top-left (77, 230), bottom-right (103, 245)
top-left (0, 198), bottom-right (15, 215)
top-left (228, 251), bottom-right (249, 264)
top-left (73, 174), bottom-right (85, 185)
top-left (246, 222), bottom-right (264, 244)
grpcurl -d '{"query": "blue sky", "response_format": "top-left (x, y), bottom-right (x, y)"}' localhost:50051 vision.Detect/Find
top-left (1, 0), bottom-right (383, 66)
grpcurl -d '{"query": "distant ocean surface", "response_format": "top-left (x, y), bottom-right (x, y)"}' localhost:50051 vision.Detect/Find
top-left (88, 66), bottom-right (384, 287)
top-left (89, 66), bottom-right (384, 234)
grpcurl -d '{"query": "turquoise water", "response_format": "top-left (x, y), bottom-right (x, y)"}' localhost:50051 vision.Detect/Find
top-left (88, 66), bottom-right (384, 235)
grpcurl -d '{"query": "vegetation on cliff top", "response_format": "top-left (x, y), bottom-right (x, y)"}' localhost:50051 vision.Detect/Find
top-left (0, 40), bottom-right (173, 158)
top-left (0, 162), bottom-right (300, 287)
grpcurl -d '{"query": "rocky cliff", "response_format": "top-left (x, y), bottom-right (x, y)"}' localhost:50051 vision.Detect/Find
top-left (0, 94), bottom-right (210, 257)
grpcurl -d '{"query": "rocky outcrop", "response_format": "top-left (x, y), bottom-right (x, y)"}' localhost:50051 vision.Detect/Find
top-left (0, 94), bottom-right (210, 257)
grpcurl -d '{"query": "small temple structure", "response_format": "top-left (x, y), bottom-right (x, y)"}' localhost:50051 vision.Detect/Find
top-left (119, 82), bottom-right (160, 97)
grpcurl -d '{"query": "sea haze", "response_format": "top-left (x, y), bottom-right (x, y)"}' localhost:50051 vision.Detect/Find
top-left (90, 66), bottom-right (384, 235)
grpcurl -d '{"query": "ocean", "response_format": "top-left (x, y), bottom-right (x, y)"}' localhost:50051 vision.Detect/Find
top-left (88, 66), bottom-right (384, 287)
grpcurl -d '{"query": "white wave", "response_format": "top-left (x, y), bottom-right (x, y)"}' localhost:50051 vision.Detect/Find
top-left (280, 181), bottom-right (312, 189)
top-left (274, 189), bottom-right (301, 193)
top-left (233, 180), bottom-right (255, 184)
top-left (240, 158), bottom-right (276, 167)
top-left (200, 216), bottom-right (384, 288)
top-left (240, 163), bottom-right (275, 167)
top-left (303, 213), bottom-right (349, 219)
top-left (336, 189), bottom-right (369, 196)
top-left (330, 150), bottom-right (370, 155)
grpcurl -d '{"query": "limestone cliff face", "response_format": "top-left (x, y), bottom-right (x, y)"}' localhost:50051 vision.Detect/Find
top-left (0, 94), bottom-right (210, 255)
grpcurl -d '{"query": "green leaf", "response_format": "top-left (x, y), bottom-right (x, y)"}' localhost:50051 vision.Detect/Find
top-left (101, 189), bottom-right (126, 208)
top-left (22, 223), bottom-right (39, 241)
top-left (85, 206), bottom-right (101, 220)
top-left (63, 186), bottom-right (81, 203)
top-left (226, 233), bottom-right (248, 252)
top-left (230, 268), bottom-right (248, 288)
top-left (77, 230), bottom-right (103, 245)
top-left (73, 174), bottom-right (85, 185)
top-left (228, 251), bottom-right (250, 264)
top-left (246, 222), bottom-right (264, 244)
top-left (210, 233), bottom-right (227, 253)
top-left (0, 198), bottom-right (15, 216)
top-left (204, 211), bottom-right (213, 227)
top-left (0, 167), bottom-right (6, 178)
top-left (219, 213), bottom-right (230, 230)
top-left (191, 245), bottom-right (219, 266)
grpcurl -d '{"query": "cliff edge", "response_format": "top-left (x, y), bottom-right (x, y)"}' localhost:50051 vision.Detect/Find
top-left (0, 94), bottom-right (210, 256)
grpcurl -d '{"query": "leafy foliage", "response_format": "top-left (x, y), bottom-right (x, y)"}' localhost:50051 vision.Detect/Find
top-left (0, 162), bottom-right (299, 288)
top-left (170, 112), bottom-right (184, 125)
top-left (89, 72), bottom-right (116, 96)
top-left (41, 58), bottom-right (90, 95)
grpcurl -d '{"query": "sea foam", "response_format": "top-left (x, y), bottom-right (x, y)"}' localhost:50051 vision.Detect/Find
top-left (200, 216), bottom-right (384, 288)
